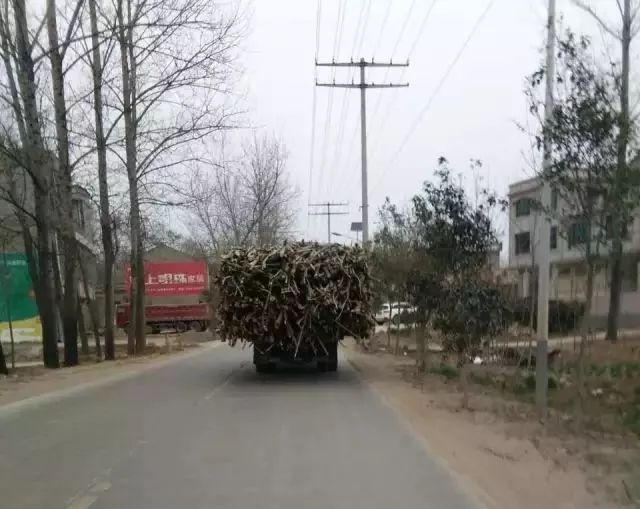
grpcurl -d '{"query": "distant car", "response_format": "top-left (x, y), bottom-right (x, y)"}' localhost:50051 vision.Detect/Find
top-left (375, 302), bottom-right (416, 325)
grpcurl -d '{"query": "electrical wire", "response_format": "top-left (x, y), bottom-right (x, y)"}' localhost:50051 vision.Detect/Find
top-left (373, 0), bottom-right (393, 57)
top-left (326, 0), bottom-right (374, 202)
top-left (367, 0), bottom-right (438, 162)
top-left (316, 0), bottom-right (345, 206)
top-left (307, 0), bottom-right (322, 234)
top-left (355, 0), bottom-right (373, 57)
top-left (368, 0), bottom-right (419, 128)
top-left (342, 0), bottom-right (425, 196)
top-left (371, 0), bottom-right (495, 193)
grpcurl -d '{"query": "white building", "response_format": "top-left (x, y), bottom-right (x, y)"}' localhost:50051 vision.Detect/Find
top-left (507, 176), bottom-right (640, 327)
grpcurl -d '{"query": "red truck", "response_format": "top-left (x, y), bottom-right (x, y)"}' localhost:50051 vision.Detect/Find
top-left (116, 304), bottom-right (209, 334)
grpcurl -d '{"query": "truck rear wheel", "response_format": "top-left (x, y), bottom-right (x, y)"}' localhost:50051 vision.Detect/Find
top-left (255, 363), bottom-right (270, 373)
top-left (327, 341), bottom-right (338, 371)
top-left (253, 346), bottom-right (273, 373)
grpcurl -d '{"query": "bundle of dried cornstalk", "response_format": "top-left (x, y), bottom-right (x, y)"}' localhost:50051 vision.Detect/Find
top-left (216, 243), bottom-right (373, 350)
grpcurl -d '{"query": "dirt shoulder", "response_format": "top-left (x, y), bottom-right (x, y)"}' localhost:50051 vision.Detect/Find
top-left (0, 341), bottom-right (215, 408)
top-left (343, 342), bottom-right (637, 509)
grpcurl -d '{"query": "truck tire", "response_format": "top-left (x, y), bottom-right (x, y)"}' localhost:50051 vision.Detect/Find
top-left (253, 346), bottom-right (273, 373)
top-left (255, 363), bottom-right (270, 373)
top-left (327, 341), bottom-right (338, 372)
top-left (190, 320), bottom-right (203, 332)
top-left (176, 321), bottom-right (187, 333)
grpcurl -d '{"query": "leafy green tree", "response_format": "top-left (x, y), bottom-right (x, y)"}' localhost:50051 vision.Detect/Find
top-left (527, 33), bottom-right (620, 408)
top-left (374, 159), bottom-right (504, 371)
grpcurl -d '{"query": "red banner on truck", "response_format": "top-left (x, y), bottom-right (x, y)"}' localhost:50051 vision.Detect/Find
top-left (125, 261), bottom-right (208, 296)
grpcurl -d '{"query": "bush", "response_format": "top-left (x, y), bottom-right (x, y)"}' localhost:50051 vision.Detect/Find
top-left (510, 298), bottom-right (584, 334)
top-left (430, 364), bottom-right (460, 380)
top-left (515, 372), bottom-right (558, 394)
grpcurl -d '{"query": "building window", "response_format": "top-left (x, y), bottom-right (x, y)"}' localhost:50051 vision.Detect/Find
top-left (515, 198), bottom-right (532, 217)
top-left (550, 226), bottom-right (558, 250)
top-left (515, 232), bottom-right (531, 255)
top-left (551, 189), bottom-right (558, 211)
top-left (568, 221), bottom-right (588, 248)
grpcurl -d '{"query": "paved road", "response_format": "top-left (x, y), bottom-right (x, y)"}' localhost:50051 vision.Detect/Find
top-left (0, 344), bottom-right (481, 509)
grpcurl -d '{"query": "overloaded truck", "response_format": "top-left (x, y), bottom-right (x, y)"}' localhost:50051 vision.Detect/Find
top-left (216, 243), bottom-right (373, 372)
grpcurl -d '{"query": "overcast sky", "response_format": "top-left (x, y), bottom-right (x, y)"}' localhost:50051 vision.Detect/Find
top-left (239, 0), bottom-right (631, 255)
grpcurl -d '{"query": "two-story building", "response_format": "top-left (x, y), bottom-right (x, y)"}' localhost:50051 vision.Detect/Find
top-left (508, 176), bottom-right (640, 327)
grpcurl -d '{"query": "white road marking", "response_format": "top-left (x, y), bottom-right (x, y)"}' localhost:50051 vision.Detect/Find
top-left (67, 495), bottom-right (98, 509)
top-left (202, 361), bottom-right (246, 401)
top-left (64, 467), bottom-right (114, 509)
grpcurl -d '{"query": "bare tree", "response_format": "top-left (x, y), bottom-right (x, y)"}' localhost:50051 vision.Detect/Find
top-left (186, 133), bottom-right (297, 252)
top-left (0, 0), bottom-right (62, 368)
top-left (527, 33), bottom-right (619, 414)
top-left (107, 0), bottom-right (242, 354)
top-left (46, 0), bottom-right (86, 366)
top-left (83, 0), bottom-right (117, 360)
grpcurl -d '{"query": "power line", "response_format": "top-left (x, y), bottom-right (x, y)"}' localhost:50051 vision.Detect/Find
top-left (316, 59), bottom-right (409, 245)
top-left (344, 0), bottom-right (436, 195)
top-left (369, 0), bottom-right (420, 127)
top-left (326, 0), bottom-right (373, 202)
top-left (367, 0), bottom-right (438, 162)
top-left (307, 86), bottom-right (318, 206)
top-left (315, 0), bottom-right (345, 207)
top-left (355, 0), bottom-right (373, 56)
top-left (340, 0), bottom-right (419, 188)
top-left (307, 0), bottom-right (322, 236)
top-left (373, 0), bottom-right (393, 57)
top-left (407, 0), bottom-right (439, 59)
top-left (308, 202), bottom-right (349, 243)
top-left (372, 0), bottom-right (495, 193)
top-left (334, 0), bottom-right (347, 60)
top-left (315, 0), bottom-right (322, 59)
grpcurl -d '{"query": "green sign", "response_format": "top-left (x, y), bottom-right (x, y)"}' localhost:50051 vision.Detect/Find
top-left (0, 253), bottom-right (39, 322)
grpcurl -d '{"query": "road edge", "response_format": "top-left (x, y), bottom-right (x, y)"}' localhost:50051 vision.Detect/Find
top-left (341, 345), bottom-right (496, 509)
top-left (0, 342), bottom-right (222, 419)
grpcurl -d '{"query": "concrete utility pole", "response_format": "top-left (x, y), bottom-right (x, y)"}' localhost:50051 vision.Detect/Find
top-left (536, 0), bottom-right (556, 418)
top-left (316, 58), bottom-right (409, 246)
top-left (308, 202), bottom-right (349, 243)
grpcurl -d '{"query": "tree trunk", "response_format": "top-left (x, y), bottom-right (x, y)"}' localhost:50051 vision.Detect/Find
top-left (12, 0), bottom-right (59, 368)
top-left (117, 0), bottom-right (145, 355)
top-left (415, 309), bottom-right (429, 372)
top-left (576, 258), bottom-right (595, 421)
top-left (46, 0), bottom-right (79, 367)
top-left (607, 0), bottom-right (632, 343)
top-left (88, 0), bottom-right (115, 360)
top-left (129, 182), bottom-right (146, 354)
top-left (0, 339), bottom-right (8, 375)
top-left (78, 251), bottom-right (102, 360)
top-left (35, 195), bottom-right (60, 368)
top-left (77, 297), bottom-right (89, 356)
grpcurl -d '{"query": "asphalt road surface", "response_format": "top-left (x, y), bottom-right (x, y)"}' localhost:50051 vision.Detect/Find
top-left (0, 344), bottom-right (482, 509)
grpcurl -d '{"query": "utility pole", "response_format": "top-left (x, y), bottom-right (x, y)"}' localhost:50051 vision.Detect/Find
top-left (536, 0), bottom-right (556, 418)
top-left (309, 202), bottom-right (349, 243)
top-left (316, 58), bottom-right (409, 246)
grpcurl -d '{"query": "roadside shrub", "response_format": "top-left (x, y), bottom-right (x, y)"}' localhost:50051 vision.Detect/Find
top-left (430, 364), bottom-right (460, 380)
top-left (515, 372), bottom-right (558, 394)
top-left (510, 298), bottom-right (585, 334)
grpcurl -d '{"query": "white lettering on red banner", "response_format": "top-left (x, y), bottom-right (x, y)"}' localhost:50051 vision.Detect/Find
top-left (125, 261), bottom-right (208, 296)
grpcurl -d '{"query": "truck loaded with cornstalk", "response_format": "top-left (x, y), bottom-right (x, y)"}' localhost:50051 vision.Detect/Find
top-left (216, 243), bottom-right (374, 372)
